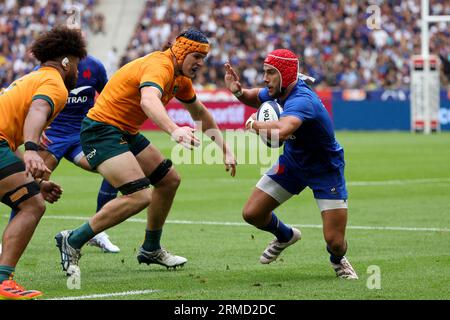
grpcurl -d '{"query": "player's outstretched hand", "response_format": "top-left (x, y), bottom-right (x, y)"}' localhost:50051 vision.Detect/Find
top-left (23, 150), bottom-right (51, 178)
top-left (224, 151), bottom-right (237, 177)
top-left (171, 126), bottom-right (200, 150)
top-left (224, 62), bottom-right (242, 95)
top-left (40, 180), bottom-right (63, 203)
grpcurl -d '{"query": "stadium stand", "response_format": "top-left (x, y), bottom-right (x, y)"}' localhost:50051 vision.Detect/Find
top-left (0, 0), bottom-right (104, 88)
top-left (0, 0), bottom-right (449, 90)
top-left (120, 0), bottom-right (450, 90)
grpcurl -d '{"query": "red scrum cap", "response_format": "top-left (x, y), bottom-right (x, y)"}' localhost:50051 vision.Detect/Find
top-left (264, 49), bottom-right (299, 91)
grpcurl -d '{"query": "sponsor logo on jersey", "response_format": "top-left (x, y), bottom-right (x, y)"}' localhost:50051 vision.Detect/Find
top-left (68, 86), bottom-right (92, 104)
top-left (82, 68), bottom-right (92, 80)
top-left (67, 96), bottom-right (88, 104)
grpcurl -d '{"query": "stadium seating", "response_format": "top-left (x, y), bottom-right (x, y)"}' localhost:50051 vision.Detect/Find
top-left (0, 0), bottom-right (104, 88)
top-left (1, 0), bottom-right (449, 90)
top-left (120, 0), bottom-right (450, 90)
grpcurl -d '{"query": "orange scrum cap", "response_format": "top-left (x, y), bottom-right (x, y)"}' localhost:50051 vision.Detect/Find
top-left (171, 28), bottom-right (210, 66)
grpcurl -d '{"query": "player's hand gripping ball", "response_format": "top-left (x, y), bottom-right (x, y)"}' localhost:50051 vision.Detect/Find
top-left (256, 101), bottom-right (284, 148)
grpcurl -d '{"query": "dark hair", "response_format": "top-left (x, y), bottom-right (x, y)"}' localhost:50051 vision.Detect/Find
top-left (177, 28), bottom-right (209, 44)
top-left (30, 26), bottom-right (87, 63)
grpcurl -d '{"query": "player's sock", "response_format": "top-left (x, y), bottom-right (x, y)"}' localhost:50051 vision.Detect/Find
top-left (8, 209), bottom-right (17, 222)
top-left (327, 246), bottom-right (344, 264)
top-left (96, 179), bottom-right (118, 212)
top-left (0, 265), bottom-right (14, 282)
top-left (142, 229), bottom-right (162, 252)
top-left (258, 212), bottom-right (293, 243)
top-left (68, 222), bottom-right (95, 249)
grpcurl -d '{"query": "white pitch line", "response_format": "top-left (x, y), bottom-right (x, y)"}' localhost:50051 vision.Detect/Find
top-left (15, 215), bottom-right (448, 233)
top-left (347, 177), bottom-right (450, 186)
top-left (47, 289), bottom-right (159, 300)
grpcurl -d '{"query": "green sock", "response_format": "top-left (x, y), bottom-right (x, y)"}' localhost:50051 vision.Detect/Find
top-left (0, 265), bottom-right (15, 282)
top-left (68, 222), bottom-right (95, 249)
top-left (142, 229), bottom-right (162, 252)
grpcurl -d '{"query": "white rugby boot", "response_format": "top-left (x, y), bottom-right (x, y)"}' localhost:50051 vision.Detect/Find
top-left (87, 232), bottom-right (120, 253)
top-left (260, 227), bottom-right (301, 264)
top-left (55, 230), bottom-right (82, 276)
top-left (331, 256), bottom-right (358, 279)
top-left (137, 247), bottom-right (187, 269)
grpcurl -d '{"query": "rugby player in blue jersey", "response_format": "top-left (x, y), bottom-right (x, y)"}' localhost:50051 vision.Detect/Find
top-left (5, 55), bottom-right (120, 253)
top-left (224, 49), bottom-right (358, 279)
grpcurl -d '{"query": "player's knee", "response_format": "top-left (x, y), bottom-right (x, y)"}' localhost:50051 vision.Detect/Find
top-left (20, 196), bottom-right (46, 219)
top-left (1, 181), bottom-right (43, 216)
top-left (148, 159), bottom-right (175, 187)
top-left (129, 188), bottom-right (152, 209)
top-left (161, 169), bottom-right (181, 191)
top-left (118, 177), bottom-right (151, 208)
top-left (242, 204), bottom-right (259, 224)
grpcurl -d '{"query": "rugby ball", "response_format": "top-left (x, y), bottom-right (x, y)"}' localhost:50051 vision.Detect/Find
top-left (256, 101), bottom-right (283, 148)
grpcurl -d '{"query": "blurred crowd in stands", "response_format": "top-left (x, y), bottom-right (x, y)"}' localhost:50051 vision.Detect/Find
top-left (1, 0), bottom-right (449, 90)
top-left (0, 0), bottom-right (104, 88)
top-left (121, 0), bottom-right (450, 90)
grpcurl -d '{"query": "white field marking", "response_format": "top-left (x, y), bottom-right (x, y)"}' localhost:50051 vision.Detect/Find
top-left (55, 176), bottom-right (450, 187)
top-left (10, 215), bottom-right (447, 233)
top-left (347, 177), bottom-right (450, 186)
top-left (208, 177), bottom-right (450, 186)
top-left (46, 289), bottom-right (159, 300)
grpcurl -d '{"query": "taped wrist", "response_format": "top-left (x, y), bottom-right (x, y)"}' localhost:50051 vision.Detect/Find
top-left (24, 141), bottom-right (39, 151)
top-left (233, 90), bottom-right (243, 98)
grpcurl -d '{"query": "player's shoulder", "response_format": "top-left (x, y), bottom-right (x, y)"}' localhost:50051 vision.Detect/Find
top-left (287, 82), bottom-right (319, 104)
top-left (142, 51), bottom-right (174, 70)
top-left (178, 75), bottom-right (193, 87)
top-left (35, 67), bottom-right (65, 86)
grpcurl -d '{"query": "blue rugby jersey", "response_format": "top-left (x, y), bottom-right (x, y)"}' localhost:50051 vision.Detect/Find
top-left (46, 55), bottom-right (108, 135)
top-left (258, 79), bottom-right (345, 174)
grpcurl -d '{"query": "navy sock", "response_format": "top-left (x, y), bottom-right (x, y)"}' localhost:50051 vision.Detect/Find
top-left (327, 246), bottom-right (344, 264)
top-left (96, 179), bottom-right (118, 212)
top-left (259, 212), bottom-right (293, 243)
top-left (142, 229), bottom-right (162, 252)
top-left (8, 209), bottom-right (17, 222)
top-left (68, 222), bottom-right (95, 249)
top-left (0, 265), bottom-right (15, 282)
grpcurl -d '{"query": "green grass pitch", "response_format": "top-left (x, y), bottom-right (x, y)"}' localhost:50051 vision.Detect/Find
top-left (1, 131), bottom-right (449, 300)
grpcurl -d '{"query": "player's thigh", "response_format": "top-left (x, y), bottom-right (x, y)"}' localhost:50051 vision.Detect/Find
top-left (243, 187), bottom-right (281, 217)
top-left (0, 167), bottom-right (44, 213)
top-left (134, 143), bottom-right (179, 187)
top-left (0, 144), bottom-right (33, 196)
top-left (260, 155), bottom-right (306, 199)
top-left (96, 151), bottom-right (146, 188)
top-left (76, 156), bottom-right (93, 171)
top-left (134, 144), bottom-right (165, 176)
top-left (64, 140), bottom-right (93, 171)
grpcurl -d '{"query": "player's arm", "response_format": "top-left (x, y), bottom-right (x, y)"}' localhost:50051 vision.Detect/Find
top-left (182, 99), bottom-right (237, 176)
top-left (23, 98), bottom-right (53, 178)
top-left (224, 63), bottom-right (261, 108)
top-left (249, 115), bottom-right (302, 142)
top-left (140, 86), bottom-right (199, 149)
